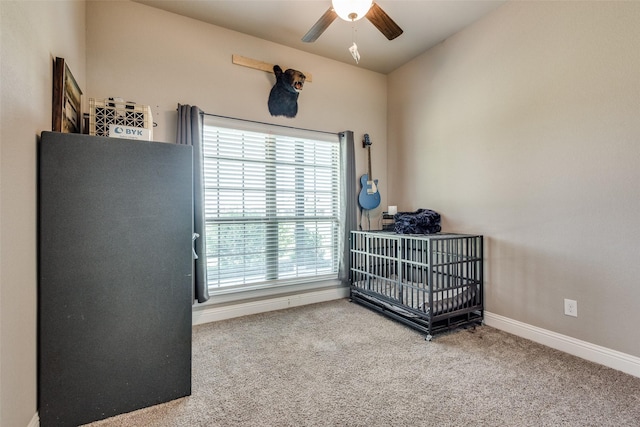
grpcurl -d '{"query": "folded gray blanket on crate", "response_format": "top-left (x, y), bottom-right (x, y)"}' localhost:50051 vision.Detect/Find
top-left (394, 209), bottom-right (441, 234)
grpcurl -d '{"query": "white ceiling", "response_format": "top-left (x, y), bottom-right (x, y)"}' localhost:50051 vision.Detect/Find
top-left (134, 0), bottom-right (505, 74)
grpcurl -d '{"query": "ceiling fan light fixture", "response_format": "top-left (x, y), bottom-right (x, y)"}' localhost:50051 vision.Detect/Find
top-left (331, 0), bottom-right (372, 22)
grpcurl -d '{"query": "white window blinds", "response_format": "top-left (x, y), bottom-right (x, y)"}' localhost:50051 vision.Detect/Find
top-left (202, 116), bottom-right (341, 292)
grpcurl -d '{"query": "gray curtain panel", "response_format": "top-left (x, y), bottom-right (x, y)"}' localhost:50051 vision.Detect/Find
top-left (339, 131), bottom-right (357, 285)
top-left (177, 104), bottom-right (209, 303)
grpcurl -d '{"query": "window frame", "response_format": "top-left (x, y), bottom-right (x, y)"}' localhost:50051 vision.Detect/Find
top-left (201, 116), bottom-right (343, 297)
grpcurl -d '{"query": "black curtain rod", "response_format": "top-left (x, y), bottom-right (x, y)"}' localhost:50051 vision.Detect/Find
top-left (201, 111), bottom-right (340, 137)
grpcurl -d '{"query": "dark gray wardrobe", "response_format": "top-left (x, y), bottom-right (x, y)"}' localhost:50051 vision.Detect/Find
top-left (38, 131), bottom-right (193, 426)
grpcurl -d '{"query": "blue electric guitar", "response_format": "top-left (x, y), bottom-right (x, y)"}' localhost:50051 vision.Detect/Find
top-left (358, 134), bottom-right (381, 210)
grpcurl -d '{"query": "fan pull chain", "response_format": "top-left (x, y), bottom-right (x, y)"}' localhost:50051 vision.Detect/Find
top-left (349, 22), bottom-right (361, 64)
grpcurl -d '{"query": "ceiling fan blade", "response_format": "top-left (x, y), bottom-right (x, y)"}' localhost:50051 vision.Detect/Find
top-left (302, 7), bottom-right (338, 43)
top-left (366, 2), bottom-right (403, 41)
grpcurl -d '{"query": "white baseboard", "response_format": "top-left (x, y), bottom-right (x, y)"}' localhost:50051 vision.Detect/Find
top-left (192, 287), bottom-right (350, 326)
top-left (28, 412), bottom-right (39, 427)
top-left (484, 311), bottom-right (640, 379)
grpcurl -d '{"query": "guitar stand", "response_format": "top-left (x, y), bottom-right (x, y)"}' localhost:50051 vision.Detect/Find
top-left (359, 208), bottom-right (374, 231)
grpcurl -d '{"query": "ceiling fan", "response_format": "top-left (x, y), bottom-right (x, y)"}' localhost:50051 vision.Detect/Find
top-left (302, 0), bottom-right (403, 43)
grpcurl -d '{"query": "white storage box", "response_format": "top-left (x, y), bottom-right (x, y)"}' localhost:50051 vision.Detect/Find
top-left (89, 98), bottom-right (153, 141)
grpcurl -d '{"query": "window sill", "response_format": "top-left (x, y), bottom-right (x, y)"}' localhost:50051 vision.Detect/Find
top-left (196, 277), bottom-right (343, 307)
top-left (192, 278), bottom-right (348, 325)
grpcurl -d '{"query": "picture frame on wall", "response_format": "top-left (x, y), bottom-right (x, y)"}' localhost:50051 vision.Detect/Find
top-left (52, 57), bottom-right (82, 133)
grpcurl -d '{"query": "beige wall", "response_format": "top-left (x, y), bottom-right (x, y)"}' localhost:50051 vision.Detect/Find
top-left (86, 0), bottom-right (389, 219)
top-left (388, 1), bottom-right (640, 357)
top-left (0, 1), bottom-right (86, 425)
top-left (4, 0), bottom-right (638, 424)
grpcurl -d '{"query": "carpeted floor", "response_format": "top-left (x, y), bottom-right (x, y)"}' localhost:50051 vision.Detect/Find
top-left (85, 298), bottom-right (640, 426)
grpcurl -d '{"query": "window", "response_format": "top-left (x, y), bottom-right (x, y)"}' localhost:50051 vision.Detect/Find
top-left (202, 116), bottom-right (341, 293)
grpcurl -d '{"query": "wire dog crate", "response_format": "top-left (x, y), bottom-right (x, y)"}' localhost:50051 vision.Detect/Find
top-left (350, 231), bottom-right (483, 340)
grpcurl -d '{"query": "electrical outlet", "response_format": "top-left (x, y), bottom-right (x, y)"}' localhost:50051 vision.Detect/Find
top-left (564, 299), bottom-right (577, 317)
